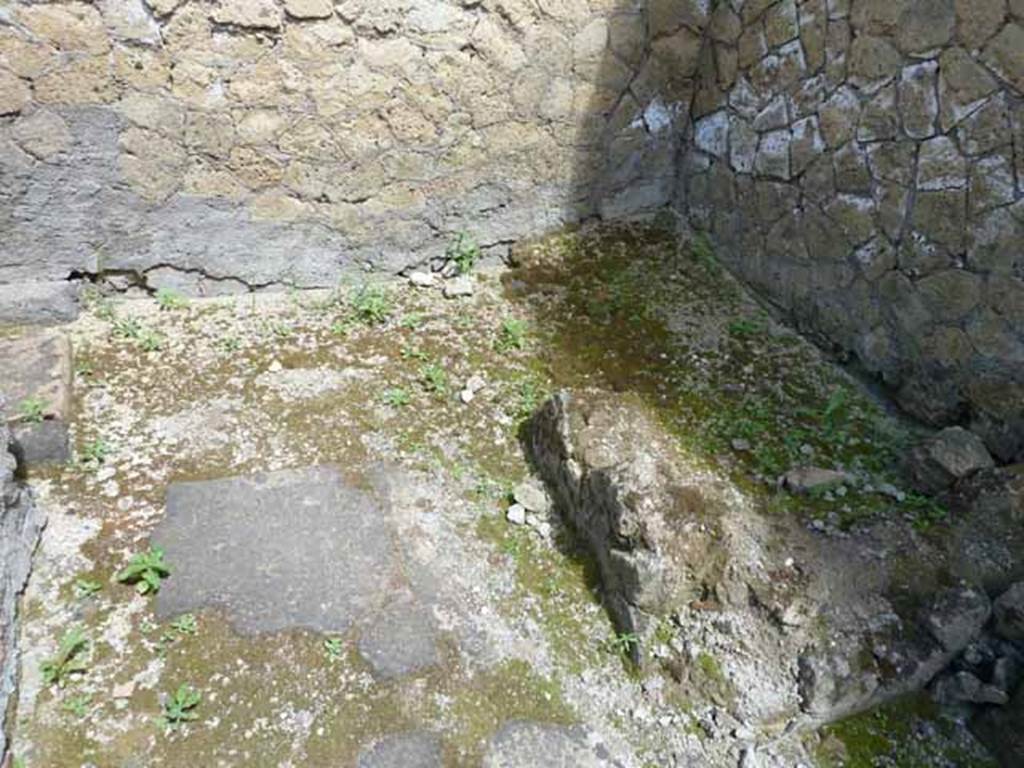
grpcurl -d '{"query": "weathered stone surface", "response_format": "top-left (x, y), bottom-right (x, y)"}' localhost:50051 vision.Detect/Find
top-left (357, 732), bottom-right (443, 768)
top-left (153, 466), bottom-right (398, 633)
top-left (0, 282), bottom-right (80, 325)
top-left (972, 685), bottom-right (1024, 767)
top-left (0, 69), bottom-right (29, 115)
top-left (925, 585), bottom-right (992, 653)
top-left (527, 391), bottom-right (728, 635)
top-left (483, 723), bottom-right (619, 768)
top-left (211, 0), bottom-right (282, 29)
top-left (907, 426), bottom-right (996, 493)
top-left (0, 332), bottom-right (73, 427)
top-left (993, 582), bottom-right (1024, 640)
top-left (357, 596), bottom-right (439, 679)
top-left (982, 23), bottom-right (1024, 92)
top-left (0, 420), bottom-right (46, 764)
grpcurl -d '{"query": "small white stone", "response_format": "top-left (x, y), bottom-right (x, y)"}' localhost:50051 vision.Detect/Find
top-left (408, 271), bottom-right (436, 288)
top-left (459, 389), bottom-right (475, 404)
top-left (443, 276), bottom-right (474, 298)
top-left (506, 504), bottom-right (527, 525)
top-left (268, 360), bottom-right (283, 372)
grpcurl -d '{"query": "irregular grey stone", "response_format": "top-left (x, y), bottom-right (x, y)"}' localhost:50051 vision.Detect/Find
top-left (993, 582), bottom-right (1024, 641)
top-left (9, 420), bottom-right (71, 468)
top-left (506, 503), bottom-right (527, 525)
top-left (925, 585), bottom-right (991, 653)
top-left (0, 331), bottom-right (73, 469)
top-left (0, 419), bottom-right (46, 764)
top-left (357, 595), bottom-right (439, 679)
top-left (527, 391), bottom-right (728, 639)
top-left (907, 426), bottom-right (995, 493)
top-left (153, 466), bottom-right (398, 634)
top-left (357, 732), bottom-right (442, 768)
top-left (0, 282), bottom-right (80, 326)
top-left (482, 722), bottom-right (619, 768)
top-left (443, 276), bottom-right (474, 298)
top-left (783, 467), bottom-right (850, 494)
top-left (971, 682), bottom-right (1024, 766)
top-left (512, 480), bottom-right (548, 513)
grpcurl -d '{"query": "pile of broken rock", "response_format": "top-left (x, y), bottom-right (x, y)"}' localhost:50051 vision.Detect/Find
top-left (528, 388), bottom-right (1024, 764)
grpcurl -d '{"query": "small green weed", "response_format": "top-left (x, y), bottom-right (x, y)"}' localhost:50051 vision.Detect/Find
top-left (62, 693), bottom-right (93, 718)
top-left (349, 284), bottom-right (393, 326)
top-left (446, 231), bottom-right (481, 275)
top-left (117, 546), bottom-right (171, 595)
top-left (727, 316), bottom-right (767, 338)
top-left (401, 343), bottom-right (427, 361)
top-left (401, 312), bottom-right (425, 330)
top-left (18, 395), bottom-right (45, 423)
top-left (495, 318), bottom-right (528, 352)
top-left (73, 578), bottom-right (102, 599)
top-left (112, 317), bottom-right (143, 340)
top-left (158, 684), bottom-right (201, 731)
top-left (904, 493), bottom-right (948, 531)
top-left (323, 637), bottom-right (344, 661)
top-left (217, 335), bottom-right (241, 353)
top-left (138, 329), bottom-right (164, 352)
top-left (155, 288), bottom-right (188, 311)
top-left (79, 437), bottom-right (112, 468)
top-left (602, 631), bottom-right (640, 659)
top-left (40, 627), bottom-right (89, 687)
top-left (382, 387), bottom-right (411, 408)
top-left (419, 363), bottom-right (448, 396)
top-left (170, 614), bottom-right (198, 636)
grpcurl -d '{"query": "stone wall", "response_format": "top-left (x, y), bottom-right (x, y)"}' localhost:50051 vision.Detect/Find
top-left (674, 0), bottom-right (1024, 459)
top-left (0, 0), bottom-right (687, 294)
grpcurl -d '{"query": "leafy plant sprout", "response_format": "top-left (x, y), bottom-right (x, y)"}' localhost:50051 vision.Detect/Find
top-left (79, 437), bottom-right (112, 468)
top-left (18, 395), bottom-right (45, 423)
top-left (117, 546), bottom-right (171, 595)
top-left (73, 578), bottom-right (102, 599)
top-left (323, 637), bottom-right (344, 661)
top-left (382, 387), bottom-right (411, 408)
top-left (40, 627), bottom-right (89, 688)
top-left (158, 684), bottom-right (201, 731)
top-left (446, 231), bottom-right (481, 275)
top-left (155, 288), bottom-right (189, 311)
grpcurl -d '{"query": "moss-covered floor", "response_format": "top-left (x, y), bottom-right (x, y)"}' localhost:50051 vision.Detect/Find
top-left (10, 223), bottom-right (996, 767)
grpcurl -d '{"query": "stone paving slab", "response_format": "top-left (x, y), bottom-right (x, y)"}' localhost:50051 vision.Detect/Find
top-left (482, 722), bottom-right (621, 768)
top-left (356, 731), bottom-right (443, 768)
top-left (153, 465), bottom-right (400, 635)
top-left (0, 330), bottom-right (72, 468)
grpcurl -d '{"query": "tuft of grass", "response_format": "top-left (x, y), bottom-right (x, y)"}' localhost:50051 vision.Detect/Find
top-left (155, 288), bottom-right (188, 311)
top-left (158, 684), bottom-right (201, 731)
top-left (18, 395), bottom-right (45, 423)
top-left (601, 631), bottom-right (640, 659)
top-left (117, 546), bottom-right (171, 595)
top-left (40, 627), bottom-right (89, 688)
top-left (446, 231), bottom-right (481, 275)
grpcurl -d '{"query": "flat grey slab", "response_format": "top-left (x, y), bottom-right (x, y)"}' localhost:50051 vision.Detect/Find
top-left (0, 331), bottom-right (72, 421)
top-left (483, 722), bottom-right (619, 768)
top-left (357, 593), bottom-right (439, 679)
top-left (356, 731), bottom-right (443, 768)
top-left (153, 466), bottom-right (398, 634)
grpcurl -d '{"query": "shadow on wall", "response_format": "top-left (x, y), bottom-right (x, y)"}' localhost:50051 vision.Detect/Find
top-left (580, 0), bottom-right (1024, 462)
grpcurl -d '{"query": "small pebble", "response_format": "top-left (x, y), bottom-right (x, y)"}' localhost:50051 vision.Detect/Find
top-left (506, 504), bottom-right (527, 525)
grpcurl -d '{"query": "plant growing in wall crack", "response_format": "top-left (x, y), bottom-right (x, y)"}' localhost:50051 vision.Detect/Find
top-left (446, 231), bottom-right (481, 275)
